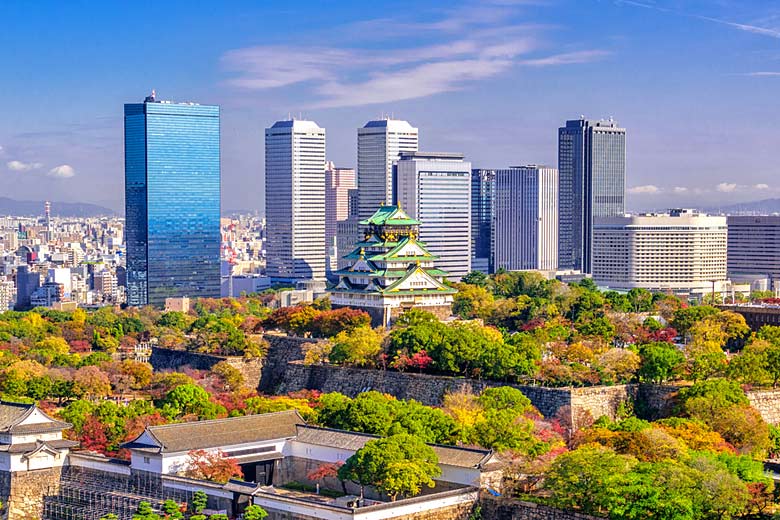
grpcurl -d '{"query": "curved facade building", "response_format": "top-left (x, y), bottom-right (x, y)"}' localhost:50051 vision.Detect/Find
top-left (592, 209), bottom-right (727, 293)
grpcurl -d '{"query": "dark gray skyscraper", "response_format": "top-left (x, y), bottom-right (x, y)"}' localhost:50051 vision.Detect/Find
top-left (471, 169), bottom-right (495, 274)
top-left (558, 118), bottom-right (625, 273)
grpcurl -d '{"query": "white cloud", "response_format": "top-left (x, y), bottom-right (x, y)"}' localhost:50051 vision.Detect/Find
top-left (48, 165), bottom-right (75, 178)
top-left (755, 183), bottom-right (770, 190)
top-left (673, 186), bottom-right (688, 194)
top-left (741, 71), bottom-right (780, 77)
top-left (628, 184), bottom-right (660, 194)
top-left (716, 182), bottom-right (738, 192)
top-left (6, 160), bottom-right (42, 172)
top-left (519, 50), bottom-right (610, 67)
top-left (221, 6), bottom-right (606, 108)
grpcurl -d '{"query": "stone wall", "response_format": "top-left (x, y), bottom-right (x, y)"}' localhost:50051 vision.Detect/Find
top-left (746, 389), bottom-right (780, 425)
top-left (150, 346), bottom-right (263, 390)
top-left (277, 362), bottom-right (636, 423)
top-left (258, 335), bottom-right (319, 393)
top-left (6, 466), bottom-right (62, 520)
top-left (480, 496), bottom-right (602, 520)
top-left (635, 384), bottom-right (680, 420)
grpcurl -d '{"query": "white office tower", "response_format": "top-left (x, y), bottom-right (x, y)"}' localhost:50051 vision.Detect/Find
top-left (592, 209), bottom-right (727, 295)
top-left (493, 166), bottom-right (559, 272)
top-left (396, 152), bottom-right (471, 280)
top-left (265, 120), bottom-right (327, 282)
top-left (357, 119), bottom-right (418, 220)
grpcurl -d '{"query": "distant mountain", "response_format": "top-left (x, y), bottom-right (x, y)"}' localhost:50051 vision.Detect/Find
top-left (0, 197), bottom-right (116, 218)
top-left (702, 198), bottom-right (780, 216)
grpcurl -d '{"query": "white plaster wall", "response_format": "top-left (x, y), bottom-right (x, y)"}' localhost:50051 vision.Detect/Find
top-left (69, 454), bottom-right (132, 476)
top-left (10, 432), bottom-right (61, 445)
top-left (289, 441), bottom-right (355, 464)
top-left (131, 452), bottom-right (163, 474)
top-left (132, 439), bottom-right (289, 475)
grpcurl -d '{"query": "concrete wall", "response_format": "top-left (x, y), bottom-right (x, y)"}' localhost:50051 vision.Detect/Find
top-left (480, 496), bottom-right (602, 520)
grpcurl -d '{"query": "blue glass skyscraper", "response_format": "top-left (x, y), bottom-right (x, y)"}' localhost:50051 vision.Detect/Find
top-left (124, 93), bottom-right (221, 307)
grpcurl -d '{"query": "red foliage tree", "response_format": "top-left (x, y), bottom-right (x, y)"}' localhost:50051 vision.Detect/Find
top-left (306, 461), bottom-right (343, 481)
top-left (80, 416), bottom-right (109, 455)
top-left (68, 340), bottom-right (92, 353)
top-left (310, 308), bottom-right (371, 338)
top-left (408, 349), bottom-right (433, 372)
top-left (183, 449), bottom-right (242, 483)
top-left (649, 327), bottom-right (678, 343)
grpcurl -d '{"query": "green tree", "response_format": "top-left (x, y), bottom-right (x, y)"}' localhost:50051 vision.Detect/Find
top-left (242, 504), bottom-right (269, 520)
top-left (638, 342), bottom-right (684, 383)
top-left (161, 499), bottom-right (183, 519)
top-left (161, 383), bottom-right (223, 420)
top-left (329, 326), bottom-right (383, 367)
top-left (190, 490), bottom-right (208, 514)
top-left (544, 445), bottom-right (636, 516)
top-left (132, 501), bottom-right (160, 520)
top-left (338, 433), bottom-right (440, 501)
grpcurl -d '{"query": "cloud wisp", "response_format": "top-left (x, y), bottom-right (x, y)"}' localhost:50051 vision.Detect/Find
top-left (616, 1), bottom-right (780, 40)
top-left (48, 165), bottom-right (75, 178)
top-left (6, 160), bottom-right (43, 172)
top-left (221, 5), bottom-right (607, 108)
top-left (628, 184), bottom-right (660, 194)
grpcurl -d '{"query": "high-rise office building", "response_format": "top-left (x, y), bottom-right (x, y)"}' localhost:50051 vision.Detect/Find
top-left (335, 189), bottom-right (361, 271)
top-left (14, 265), bottom-right (40, 310)
top-left (325, 162), bottom-right (356, 272)
top-left (558, 118), bottom-right (625, 273)
top-left (471, 169), bottom-right (496, 274)
top-left (727, 216), bottom-right (780, 289)
top-left (124, 93), bottom-right (221, 307)
top-left (396, 152), bottom-right (471, 280)
top-left (357, 119), bottom-right (418, 220)
top-left (592, 209), bottom-right (727, 295)
top-left (265, 120), bottom-right (327, 282)
top-left (493, 166), bottom-right (558, 272)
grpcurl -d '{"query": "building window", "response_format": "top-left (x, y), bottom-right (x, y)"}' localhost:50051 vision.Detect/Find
top-left (143, 456), bottom-right (150, 464)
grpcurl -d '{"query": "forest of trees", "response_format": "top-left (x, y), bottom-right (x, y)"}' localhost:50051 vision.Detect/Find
top-left (2, 273), bottom-right (780, 518)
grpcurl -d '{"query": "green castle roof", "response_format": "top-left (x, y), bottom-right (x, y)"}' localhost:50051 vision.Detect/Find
top-left (359, 205), bottom-right (420, 227)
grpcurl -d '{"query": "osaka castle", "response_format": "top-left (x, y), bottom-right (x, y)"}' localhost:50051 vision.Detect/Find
top-left (329, 205), bottom-right (457, 327)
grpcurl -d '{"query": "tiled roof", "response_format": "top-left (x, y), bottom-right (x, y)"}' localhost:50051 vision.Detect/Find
top-left (294, 425), bottom-right (494, 469)
top-left (359, 206), bottom-right (420, 227)
top-left (0, 439), bottom-right (78, 453)
top-left (0, 401), bottom-right (71, 434)
top-left (125, 410), bottom-right (305, 454)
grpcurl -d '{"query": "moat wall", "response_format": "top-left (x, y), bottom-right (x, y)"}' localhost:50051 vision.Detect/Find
top-left (276, 362), bottom-right (636, 423)
top-left (151, 337), bottom-right (780, 426)
top-left (480, 496), bottom-right (602, 520)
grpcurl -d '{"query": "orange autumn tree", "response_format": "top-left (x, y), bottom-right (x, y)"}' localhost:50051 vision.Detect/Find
top-left (183, 449), bottom-right (242, 483)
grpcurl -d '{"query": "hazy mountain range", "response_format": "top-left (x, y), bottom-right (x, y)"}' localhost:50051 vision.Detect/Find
top-left (3, 196), bottom-right (780, 220)
top-left (0, 197), bottom-right (116, 218)
top-left (701, 198), bottom-right (780, 216)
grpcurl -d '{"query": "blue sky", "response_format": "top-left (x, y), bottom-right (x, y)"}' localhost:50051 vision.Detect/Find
top-left (0, 0), bottom-right (779, 213)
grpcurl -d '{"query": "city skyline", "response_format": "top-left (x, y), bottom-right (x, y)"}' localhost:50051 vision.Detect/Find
top-left (1, 1), bottom-right (779, 213)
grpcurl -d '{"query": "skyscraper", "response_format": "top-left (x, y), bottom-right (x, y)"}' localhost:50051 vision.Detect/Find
top-left (325, 162), bottom-right (356, 272)
top-left (396, 152), bottom-right (471, 280)
top-left (357, 119), bottom-right (418, 220)
top-left (124, 93), bottom-right (221, 307)
top-left (265, 120), bottom-right (326, 282)
top-left (493, 166), bottom-right (558, 272)
top-left (558, 118), bottom-right (625, 273)
top-left (471, 169), bottom-right (496, 274)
